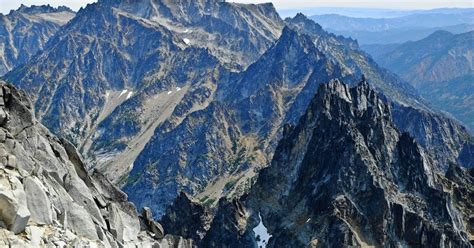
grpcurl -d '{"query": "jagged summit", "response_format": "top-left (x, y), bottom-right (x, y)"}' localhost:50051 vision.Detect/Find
top-left (243, 80), bottom-right (471, 247)
top-left (223, 26), bottom-right (330, 100)
top-left (0, 3), bottom-right (75, 75)
top-left (159, 80), bottom-right (473, 247)
top-left (9, 4), bottom-right (74, 15)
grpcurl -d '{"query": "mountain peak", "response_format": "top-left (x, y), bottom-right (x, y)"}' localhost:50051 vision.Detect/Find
top-left (247, 80), bottom-right (470, 246)
top-left (10, 4), bottom-right (74, 15)
top-left (315, 79), bottom-right (391, 121)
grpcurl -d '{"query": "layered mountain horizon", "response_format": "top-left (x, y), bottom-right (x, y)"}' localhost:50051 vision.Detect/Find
top-left (0, 1), bottom-right (472, 247)
top-left (364, 30), bottom-right (474, 132)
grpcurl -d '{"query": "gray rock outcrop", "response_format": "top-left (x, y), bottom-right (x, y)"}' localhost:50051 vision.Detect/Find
top-left (0, 81), bottom-right (192, 247)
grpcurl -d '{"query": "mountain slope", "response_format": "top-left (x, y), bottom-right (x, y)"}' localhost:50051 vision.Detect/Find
top-left (0, 5), bottom-right (75, 76)
top-left (125, 16), bottom-right (474, 218)
top-left (4, 0), bottom-right (284, 187)
top-left (245, 80), bottom-right (472, 247)
top-left (286, 14), bottom-right (474, 171)
top-left (365, 30), bottom-right (474, 132)
top-left (162, 80), bottom-right (473, 247)
top-left (124, 26), bottom-right (343, 217)
top-left (0, 81), bottom-right (191, 247)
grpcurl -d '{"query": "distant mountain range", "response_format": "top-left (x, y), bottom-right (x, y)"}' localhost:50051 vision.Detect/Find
top-left (309, 8), bottom-right (474, 44)
top-left (363, 30), bottom-right (474, 132)
top-left (279, 7), bottom-right (474, 19)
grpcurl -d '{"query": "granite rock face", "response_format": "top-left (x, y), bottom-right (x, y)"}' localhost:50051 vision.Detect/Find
top-left (0, 81), bottom-right (192, 247)
top-left (0, 5), bottom-right (75, 75)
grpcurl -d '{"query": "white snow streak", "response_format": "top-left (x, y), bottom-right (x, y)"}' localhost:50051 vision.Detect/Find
top-left (119, 90), bottom-right (128, 97)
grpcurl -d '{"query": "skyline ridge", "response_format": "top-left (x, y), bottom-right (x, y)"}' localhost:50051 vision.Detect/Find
top-left (0, 0), bottom-right (473, 14)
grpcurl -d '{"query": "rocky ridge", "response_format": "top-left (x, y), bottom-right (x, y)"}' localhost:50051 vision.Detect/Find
top-left (246, 79), bottom-right (472, 246)
top-left (0, 5), bottom-right (75, 75)
top-left (286, 14), bottom-right (474, 171)
top-left (125, 13), bottom-right (474, 218)
top-left (0, 80), bottom-right (191, 247)
top-left (165, 80), bottom-right (473, 247)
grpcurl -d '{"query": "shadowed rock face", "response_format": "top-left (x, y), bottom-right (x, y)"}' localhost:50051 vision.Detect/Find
top-left (0, 5), bottom-right (75, 76)
top-left (124, 26), bottom-right (343, 217)
top-left (158, 81), bottom-right (473, 247)
top-left (244, 80), bottom-right (471, 247)
top-left (160, 192), bottom-right (213, 243)
top-left (0, 81), bottom-right (192, 247)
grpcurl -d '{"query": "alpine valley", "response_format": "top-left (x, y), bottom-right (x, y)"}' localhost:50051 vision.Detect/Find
top-left (0, 1), bottom-right (473, 247)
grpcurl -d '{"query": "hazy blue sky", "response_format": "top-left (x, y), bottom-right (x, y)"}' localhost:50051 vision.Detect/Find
top-left (0, 0), bottom-right (472, 14)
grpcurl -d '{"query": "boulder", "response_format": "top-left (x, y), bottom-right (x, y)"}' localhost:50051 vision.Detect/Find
top-left (107, 203), bottom-right (141, 243)
top-left (0, 173), bottom-right (30, 234)
top-left (24, 176), bottom-right (53, 225)
top-left (0, 108), bottom-right (7, 125)
top-left (65, 201), bottom-right (99, 240)
top-left (141, 207), bottom-right (164, 239)
top-left (25, 226), bottom-right (44, 246)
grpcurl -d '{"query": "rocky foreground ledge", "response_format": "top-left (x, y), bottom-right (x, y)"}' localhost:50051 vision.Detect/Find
top-left (0, 81), bottom-right (191, 247)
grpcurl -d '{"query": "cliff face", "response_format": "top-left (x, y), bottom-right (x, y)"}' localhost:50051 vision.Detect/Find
top-left (247, 80), bottom-right (471, 247)
top-left (158, 81), bottom-right (473, 247)
top-left (0, 81), bottom-right (191, 247)
top-left (0, 5), bottom-right (75, 76)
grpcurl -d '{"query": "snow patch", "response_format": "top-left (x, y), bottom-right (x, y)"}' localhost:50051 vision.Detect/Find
top-left (253, 213), bottom-right (271, 248)
top-left (126, 91), bottom-right (133, 100)
top-left (183, 38), bottom-right (191, 45)
top-left (119, 90), bottom-right (128, 97)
